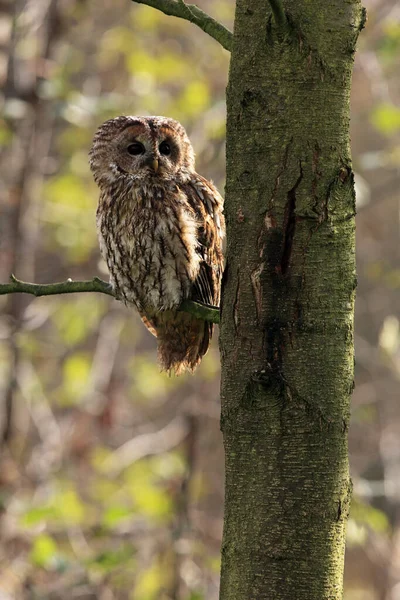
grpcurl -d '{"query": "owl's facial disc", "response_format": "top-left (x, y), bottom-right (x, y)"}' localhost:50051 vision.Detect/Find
top-left (90, 116), bottom-right (196, 187)
top-left (112, 124), bottom-right (180, 181)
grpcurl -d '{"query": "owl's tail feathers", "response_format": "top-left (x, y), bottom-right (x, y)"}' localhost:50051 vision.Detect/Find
top-left (156, 311), bottom-right (213, 375)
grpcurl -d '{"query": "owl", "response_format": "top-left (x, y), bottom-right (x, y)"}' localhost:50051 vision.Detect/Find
top-left (89, 116), bottom-right (225, 375)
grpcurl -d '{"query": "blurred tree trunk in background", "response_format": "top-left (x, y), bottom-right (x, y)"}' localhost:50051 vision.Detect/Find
top-left (1, 0), bottom-right (61, 444)
top-left (219, 0), bottom-right (365, 598)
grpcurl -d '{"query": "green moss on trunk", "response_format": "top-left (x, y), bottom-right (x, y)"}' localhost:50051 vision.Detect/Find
top-left (219, 1), bottom-right (363, 598)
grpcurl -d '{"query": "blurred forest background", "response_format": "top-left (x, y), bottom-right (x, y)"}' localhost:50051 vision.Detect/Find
top-left (0, 0), bottom-right (399, 598)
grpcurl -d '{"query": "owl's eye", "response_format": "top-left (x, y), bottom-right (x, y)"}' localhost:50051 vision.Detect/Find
top-left (159, 141), bottom-right (171, 156)
top-left (127, 142), bottom-right (145, 156)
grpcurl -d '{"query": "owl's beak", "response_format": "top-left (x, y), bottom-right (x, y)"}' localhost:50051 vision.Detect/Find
top-left (152, 158), bottom-right (159, 173)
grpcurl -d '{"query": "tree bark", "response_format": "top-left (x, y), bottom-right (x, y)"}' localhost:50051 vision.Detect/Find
top-left (220, 1), bottom-right (364, 598)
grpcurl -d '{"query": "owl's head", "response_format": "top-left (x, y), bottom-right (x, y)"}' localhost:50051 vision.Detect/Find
top-left (89, 115), bottom-right (195, 187)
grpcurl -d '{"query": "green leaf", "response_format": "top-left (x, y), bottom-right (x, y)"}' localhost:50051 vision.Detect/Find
top-left (133, 563), bottom-right (163, 600)
top-left (189, 593), bottom-right (205, 600)
top-left (43, 172), bottom-right (97, 261)
top-left (130, 355), bottom-right (178, 403)
top-left (56, 489), bottom-right (86, 525)
top-left (130, 481), bottom-right (172, 521)
top-left (207, 555), bottom-right (221, 574)
top-left (124, 460), bottom-right (173, 521)
top-left (179, 81), bottom-right (210, 117)
top-left (379, 315), bottom-right (399, 356)
top-left (0, 119), bottom-right (13, 147)
top-left (150, 452), bottom-right (185, 480)
top-left (378, 21), bottom-right (400, 61)
top-left (30, 534), bottom-right (58, 568)
top-left (45, 173), bottom-right (90, 208)
top-left (61, 352), bottom-right (91, 404)
top-left (54, 297), bottom-right (105, 346)
top-left (102, 505), bottom-right (132, 528)
top-left (131, 6), bottom-right (162, 31)
top-left (126, 51), bottom-right (190, 83)
top-left (91, 545), bottom-right (135, 572)
top-left (371, 103), bottom-right (400, 136)
top-left (351, 499), bottom-right (389, 534)
top-left (21, 505), bottom-right (57, 527)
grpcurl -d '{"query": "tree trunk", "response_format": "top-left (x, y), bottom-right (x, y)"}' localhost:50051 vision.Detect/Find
top-left (219, 1), bottom-right (364, 598)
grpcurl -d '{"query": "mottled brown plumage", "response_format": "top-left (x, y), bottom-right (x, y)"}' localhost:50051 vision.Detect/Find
top-left (89, 116), bottom-right (224, 374)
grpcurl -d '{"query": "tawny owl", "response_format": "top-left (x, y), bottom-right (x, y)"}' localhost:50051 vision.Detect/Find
top-left (89, 116), bottom-right (225, 375)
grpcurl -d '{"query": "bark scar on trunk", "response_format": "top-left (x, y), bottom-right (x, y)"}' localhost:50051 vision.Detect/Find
top-left (280, 161), bottom-right (303, 275)
top-left (233, 269), bottom-right (240, 333)
top-left (251, 262), bottom-right (265, 323)
top-left (269, 138), bottom-right (293, 212)
top-left (258, 140), bottom-right (292, 259)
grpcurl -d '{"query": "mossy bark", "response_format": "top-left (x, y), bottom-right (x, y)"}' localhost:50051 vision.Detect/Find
top-left (219, 1), bottom-right (364, 598)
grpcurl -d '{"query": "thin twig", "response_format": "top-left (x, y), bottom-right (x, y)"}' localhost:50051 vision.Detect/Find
top-left (268, 0), bottom-right (287, 28)
top-left (0, 275), bottom-right (220, 324)
top-left (131, 0), bottom-right (232, 51)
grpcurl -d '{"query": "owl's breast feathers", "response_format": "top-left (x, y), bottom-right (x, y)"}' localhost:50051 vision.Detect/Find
top-left (96, 173), bottom-right (224, 374)
top-left (96, 174), bottom-right (224, 310)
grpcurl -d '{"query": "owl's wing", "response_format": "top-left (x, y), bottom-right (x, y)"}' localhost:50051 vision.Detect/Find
top-left (182, 174), bottom-right (225, 307)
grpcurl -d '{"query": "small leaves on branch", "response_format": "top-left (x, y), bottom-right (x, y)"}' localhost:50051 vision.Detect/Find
top-left (0, 275), bottom-right (220, 324)
top-left (130, 0), bottom-right (232, 51)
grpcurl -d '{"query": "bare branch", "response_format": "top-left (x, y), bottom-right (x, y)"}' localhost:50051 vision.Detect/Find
top-left (131, 0), bottom-right (232, 51)
top-left (1, 274), bottom-right (114, 297)
top-left (0, 275), bottom-right (220, 323)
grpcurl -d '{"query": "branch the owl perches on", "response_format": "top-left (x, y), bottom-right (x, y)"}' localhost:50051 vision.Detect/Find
top-left (0, 275), bottom-right (220, 324)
